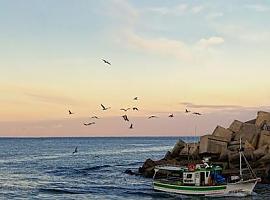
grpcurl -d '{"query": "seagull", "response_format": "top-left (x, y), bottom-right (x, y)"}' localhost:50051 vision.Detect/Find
top-left (129, 124), bottom-right (133, 129)
top-left (148, 115), bottom-right (158, 119)
top-left (193, 112), bottom-right (202, 115)
top-left (122, 115), bottom-right (129, 122)
top-left (101, 104), bottom-right (111, 110)
top-left (84, 122), bottom-right (95, 126)
top-left (132, 107), bottom-right (139, 111)
top-left (120, 108), bottom-right (130, 112)
top-left (102, 59), bottom-right (111, 66)
top-left (185, 109), bottom-right (191, 113)
top-left (168, 114), bottom-right (174, 118)
top-left (73, 147), bottom-right (78, 154)
top-left (133, 97), bottom-right (138, 100)
top-left (69, 110), bottom-right (74, 115)
top-left (91, 116), bottom-right (99, 119)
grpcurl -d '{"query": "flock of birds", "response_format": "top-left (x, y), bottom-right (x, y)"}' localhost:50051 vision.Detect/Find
top-left (69, 59), bottom-right (203, 154)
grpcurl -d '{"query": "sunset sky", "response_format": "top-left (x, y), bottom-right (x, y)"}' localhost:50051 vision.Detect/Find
top-left (1, 0), bottom-right (270, 137)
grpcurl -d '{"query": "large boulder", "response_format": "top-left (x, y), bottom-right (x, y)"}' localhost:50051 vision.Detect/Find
top-left (256, 111), bottom-right (270, 128)
top-left (171, 139), bottom-right (185, 157)
top-left (256, 154), bottom-right (270, 165)
top-left (229, 120), bottom-right (243, 133)
top-left (212, 125), bottom-right (233, 141)
top-left (180, 143), bottom-right (199, 155)
top-left (219, 149), bottom-right (231, 161)
top-left (261, 121), bottom-right (270, 131)
top-left (234, 123), bottom-right (260, 148)
top-left (257, 130), bottom-right (270, 148)
top-left (228, 140), bottom-right (243, 152)
top-left (199, 135), bottom-right (228, 155)
top-left (254, 145), bottom-right (270, 160)
top-left (179, 143), bottom-right (200, 160)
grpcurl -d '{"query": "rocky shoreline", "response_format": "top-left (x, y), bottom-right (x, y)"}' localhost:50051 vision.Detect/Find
top-left (138, 111), bottom-right (270, 183)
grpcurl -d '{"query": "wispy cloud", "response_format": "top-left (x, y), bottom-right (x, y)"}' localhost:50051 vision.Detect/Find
top-left (216, 24), bottom-right (270, 43)
top-left (123, 30), bottom-right (224, 61)
top-left (206, 12), bottom-right (223, 20)
top-left (181, 102), bottom-right (243, 110)
top-left (24, 93), bottom-right (78, 105)
top-left (181, 102), bottom-right (270, 111)
top-left (146, 4), bottom-right (204, 16)
top-left (147, 4), bottom-right (188, 15)
top-left (245, 4), bottom-right (270, 12)
top-left (191, 5), bottom-right (204, 14)
top-left (123, 30), bottom-right (193, 61)
top-left (197, 36), bottom-right (224, 48)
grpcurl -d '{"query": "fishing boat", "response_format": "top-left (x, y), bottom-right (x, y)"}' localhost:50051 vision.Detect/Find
top-left (153, 138), bottom-right (261, 196)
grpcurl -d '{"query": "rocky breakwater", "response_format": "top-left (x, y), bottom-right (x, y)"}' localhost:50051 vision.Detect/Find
top-left (139, 111), bottom-right (270, 183)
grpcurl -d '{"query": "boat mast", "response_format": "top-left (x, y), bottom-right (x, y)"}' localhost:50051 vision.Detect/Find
top-left (239, 137), bottom-right (243, 180)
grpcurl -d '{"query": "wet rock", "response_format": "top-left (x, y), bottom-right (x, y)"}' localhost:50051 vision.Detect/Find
top-left (171, 139), bottom-right (185, 157)
top-left (124, 169), bottom-right (136, 175)
top-left (164, 151), bottom-right (172, 160)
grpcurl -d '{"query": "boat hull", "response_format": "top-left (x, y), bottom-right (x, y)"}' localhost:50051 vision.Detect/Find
top-left (153, 179), bottom-right (258, 196)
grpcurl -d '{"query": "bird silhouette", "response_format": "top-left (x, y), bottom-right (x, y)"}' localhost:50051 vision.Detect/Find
top-left (84, 122), bottom-right (95, 126)
top-left (132, 107), bottom-right (139, 111)
top-left (133, 97), bottom-right (138, 100)
top-left (185, 109), bottom-right (191, 113)
top-left (102, 59), bottom-right (111, 65)
top-left (120, 108), bottom-right (130, 112)
top-left (101, 104), bottom-right (111, 110)
top-left (193, 112), bottom-right (202, 115)
top-left (91, 116), bottom-right (99, 119)
top-left (168, 114), bottom-right (174, 118)
top-left (129, 124), bottom-right (133, 129)
top-left (122, 115), bottom-right (129, 122)
top-left (69, 110), bottom-right (74, 115)
top-left (73, 147), bottom-right (78, 154)
top-left (148, 115), bottom-right (158, 119)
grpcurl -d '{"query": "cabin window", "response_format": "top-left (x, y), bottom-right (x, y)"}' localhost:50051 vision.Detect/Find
top-left (187, 174), bottom-right (192, 178)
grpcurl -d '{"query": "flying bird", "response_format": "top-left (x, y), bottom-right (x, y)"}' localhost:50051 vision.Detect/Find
top-left (133, 97), bottom-right (138, 100)
top-left (132, 107), bottom-right (139, 111)
top-left (120, 108), bottom-right (130, 112)
top-left (168, 114), bottom-right (174, 118)
top-left (148, 115), bottom-right (158, 119)
top-left (193, 112), bottom-right (202, 115)
top-left (69, 110), bottom-right (74, 115)
top-left (91, 116), bottom-right (99, 119)
top-left (102, 59), bottom-right (111, 65)
top-left (185, 109), bottom-right (191, 113)
top-left (122, 115), bottom-right (129, 122)
top-left (129, 124), bottom-right (133, 129)
top-left (73, 147), bottom-right (78, 154)
top-left (84, 122), bottom-right (95, 126)
top-left (101, 104), bottom-right (111, 110)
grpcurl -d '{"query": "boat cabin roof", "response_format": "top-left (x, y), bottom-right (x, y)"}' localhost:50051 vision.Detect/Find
top-left (155, 165), bottom-right (187, 172)
top-left (155, 164), bottom-right (222, 173)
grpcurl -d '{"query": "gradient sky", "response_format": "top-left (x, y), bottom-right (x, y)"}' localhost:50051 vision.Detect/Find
top-left (1, 0), bottom-right (270, 137)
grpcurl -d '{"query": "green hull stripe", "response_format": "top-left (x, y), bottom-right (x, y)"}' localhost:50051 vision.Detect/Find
top-left (154, 182), bottom-right (226, 191)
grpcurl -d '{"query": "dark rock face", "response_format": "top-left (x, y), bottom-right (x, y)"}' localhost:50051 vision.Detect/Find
top-left (139, 111), bottom-right (270, 183)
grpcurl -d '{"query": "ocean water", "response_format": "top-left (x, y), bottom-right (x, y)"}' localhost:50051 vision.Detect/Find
top-left (0, 137), bottom-right (269, 200)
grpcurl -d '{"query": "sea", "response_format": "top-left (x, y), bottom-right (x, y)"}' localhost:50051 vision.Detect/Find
top-left (0, 137), bottom-right (269, 200)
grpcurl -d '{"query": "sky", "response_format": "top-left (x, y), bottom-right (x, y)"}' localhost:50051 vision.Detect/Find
top-left (1, 0), bottom-right (270, 137)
